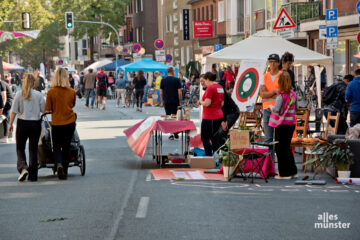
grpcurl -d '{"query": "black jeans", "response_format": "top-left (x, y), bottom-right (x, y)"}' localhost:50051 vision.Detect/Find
top-left (16, 119), bottom-right (41, 181)
top-left (52, 122), bottom-right (76, 175)
top-left (135, 89), bottom-right (144, 108)
top-left (275, 124), bottom-right (297, 177)
top-left (323, 109), bottom-right (348, 135)
top-left (350, 111), bottom-right (360, 127)
top-left (2, 103), bottom-right (11, 137)
top-left (201, 118), bottom-right (223, 156)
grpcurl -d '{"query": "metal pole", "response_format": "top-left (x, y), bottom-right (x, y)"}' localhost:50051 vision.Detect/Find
top-left (75, 20), bottom-right (121, 77)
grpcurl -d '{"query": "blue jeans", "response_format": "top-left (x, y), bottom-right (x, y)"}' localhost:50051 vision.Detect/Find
top-left (85, 89), bottom-right (95, 107)
top-left (263, 109), bottom-right (274, 155)
top-left (350, 111), bottom-right (360, 127)
top-left (157, 89), bottom-right (161, 103)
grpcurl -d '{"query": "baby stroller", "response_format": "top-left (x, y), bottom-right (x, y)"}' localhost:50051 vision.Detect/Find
top-left (37, 113), bottom-right (86, 176)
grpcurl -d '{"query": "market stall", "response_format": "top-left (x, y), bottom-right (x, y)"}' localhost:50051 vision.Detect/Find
top-left (119, 58), bottom-right (178, 80)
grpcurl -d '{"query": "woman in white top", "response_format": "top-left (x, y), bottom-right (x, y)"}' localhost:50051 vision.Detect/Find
top-left (9, 74), bottom-right (45, 182)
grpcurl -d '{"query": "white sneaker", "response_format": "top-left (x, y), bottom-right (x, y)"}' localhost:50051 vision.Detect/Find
top-left (274, 175), bottom-right (292, 180)
top-left (102, 104), bottom-right (106, 110)
top-left (0, 138), bottom-right (8, 144)
top-left (18, 169), bottom-right (28, 181)
top-left (116, 104), bottom-right (119, 108)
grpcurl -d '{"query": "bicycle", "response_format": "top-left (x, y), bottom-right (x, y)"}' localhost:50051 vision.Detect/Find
top-left (184, 85), bottom-right (200, 108)
top-left (125, 86), bottom-right (135, 108)
top-left (296, 79), bottom-right (318, 110)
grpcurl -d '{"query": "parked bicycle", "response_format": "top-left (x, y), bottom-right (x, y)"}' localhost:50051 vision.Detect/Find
top-left (183, 85), bottom-right (200, 108)
top-left (125, 84), bottom-right (135, 108)
top-left (296, 79), bottom-right (318, 110)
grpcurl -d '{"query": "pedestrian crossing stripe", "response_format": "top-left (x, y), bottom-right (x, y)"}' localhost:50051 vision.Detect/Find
top-left (273, 8), bottom-right (296, 30)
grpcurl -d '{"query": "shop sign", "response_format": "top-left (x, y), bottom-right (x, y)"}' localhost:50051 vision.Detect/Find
top-left (201, 46), bottom-right (214, 55)
top-left (193, 21), bottom-right (213, 38)
top-left (319, 25), bottom-right (327, 40)
top-left (183, 9), bottom-right (190, 41)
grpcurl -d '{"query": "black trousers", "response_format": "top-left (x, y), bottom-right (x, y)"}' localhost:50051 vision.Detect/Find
top-left (350, 111), bottom-right (360, 127)
top-left (2, 103), bottom-right (11, 137)
top-left (275, 124), bottom-right (297, 177)
top-left (201, 118), bottom-right (223, 156)
top-left (16, 119), bottom-right (41, 181)
top-left (135, 89), bottom-right (144, 108)
top-left (52, 122), bottom-right (76, 175)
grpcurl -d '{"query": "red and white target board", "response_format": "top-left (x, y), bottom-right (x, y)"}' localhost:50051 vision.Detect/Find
top-left (231, 60), bottom-right (267, 111)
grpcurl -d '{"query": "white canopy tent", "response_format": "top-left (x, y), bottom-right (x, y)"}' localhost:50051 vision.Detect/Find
top-left (205, 30), bottom-right (333, 107)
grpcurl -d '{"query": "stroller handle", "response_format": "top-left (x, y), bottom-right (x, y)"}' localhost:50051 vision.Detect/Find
top-left (41, 112), bottom-right (52, 118)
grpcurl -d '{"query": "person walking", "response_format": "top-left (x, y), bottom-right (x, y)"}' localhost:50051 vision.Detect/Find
top-left (199, 72), bottom-right (224, 156)
top-left (269, 71), bottom-right (297, 179)
top-left (259, 54), bottom-right (282, 151)
top-left (222, 66), bottom-right (235, 91)
top-left (84, 69), bottom-right (96, 109)
top-left (115, 73), bottom-right (127, 108)
top-left (323, 75), bottom-right (352, 134)
top-left (69, 73), bottom-right (75, 89)
top-left (8, 74), bottom-right (45, 181)
top-left (96, 67), bottom-right (108, 110)
top-left (154, 71), bottom-right (162, 106)
top-left (160, 67), bottom-right (182, 139)
top-left (133, 70), bottom-right (147, 112)
top-left (0, 75), bottom-right (14, 143)
top-left (346, 69), bottom-right (360, 127)
top-left (45, 68), bottom-right (77, 180)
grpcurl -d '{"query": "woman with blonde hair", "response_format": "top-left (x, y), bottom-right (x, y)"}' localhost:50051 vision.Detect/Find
top-left (9, 74), bottom-right (45, 182)
top-left (269, 71), bottom-right (298, 179)
top-left (46, 68), bottom-right (76, 180)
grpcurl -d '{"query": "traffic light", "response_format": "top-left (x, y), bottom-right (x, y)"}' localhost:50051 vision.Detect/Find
top-left (65, 12), bottom-right (74, 29)
top-left (22, 12), bottom-right (30, 29)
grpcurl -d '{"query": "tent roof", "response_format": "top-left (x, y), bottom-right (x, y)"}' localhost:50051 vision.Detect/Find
top-left (120, 58), bottom-right (173, 72)
top-left (2, 61), bottom-right (24, 71)
top-left (83, 59), bottom-right (112, 72)
top-left (103, 59), bottom-right (129, 71)
top-left (205, 30), bottom-right (332, 65)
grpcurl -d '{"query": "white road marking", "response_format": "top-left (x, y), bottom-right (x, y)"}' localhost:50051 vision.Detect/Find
top-left (136, 197), bottom-right (150, 218)
top-left (146, 173), bottom-right (152, 182)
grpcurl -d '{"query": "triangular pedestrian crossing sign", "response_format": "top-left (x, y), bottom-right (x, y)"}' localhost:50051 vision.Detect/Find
top-left (273, 8), bottom-right (296, 30)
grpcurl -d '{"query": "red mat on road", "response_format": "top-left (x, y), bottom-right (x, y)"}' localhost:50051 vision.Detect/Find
top-left (151, 169), bottom-right (225, 181)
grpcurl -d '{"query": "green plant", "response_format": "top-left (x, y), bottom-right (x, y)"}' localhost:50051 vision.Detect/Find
top-left (214, 138), bottom-right (245, 167)
top-left (304, 139), bottom-right (354, 172)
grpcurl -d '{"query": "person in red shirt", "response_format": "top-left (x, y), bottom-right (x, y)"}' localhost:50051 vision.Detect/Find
top-left (222, 66), bottom-right (235, 90)
top-left (199, 72), bottom-right (224, 156)
top-left (96, 68), bottom-right (108, 110)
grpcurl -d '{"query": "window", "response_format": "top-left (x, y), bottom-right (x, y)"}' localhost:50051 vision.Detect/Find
top-left (193, 9), bottom-right (196, 22)
top-left (218, 1), bottom-right (224, 22)
top-left (141, 27), bottom-right (144, 42)
top-left (166, 15), bottom-right (169, 32)
top-left (197, 8), bottom-right (200, 21)
top-left (202, 7), bottom-right (204, 20)
top-left (135, 0), bottom-right (138, 13)
top-left (136, 27), bottom-right (140, 42)
top-left (180, 12), bottom-right (183, 30)
top-left (82, 39), bottom-right (87, 48)
top-left (237, 0), bottom-right (244, 32)
top-left (181, 47), bottom-right (185, 66)
top-left (140, 0), bottom-right (143, 12)
top-left (206, 6), bottom-right (209, 20)
top-left (210, 5), bottom-right (214, 20)
top-left (186, 46), bottom-right (190, 65)
top-left (169, 15), bottom-right (173, 31)
top-left (82, 49), bottom-right (87, 56)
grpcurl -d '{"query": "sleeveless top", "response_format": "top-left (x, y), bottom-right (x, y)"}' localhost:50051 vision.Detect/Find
top-left (269, 90), bottom-right (296, 127)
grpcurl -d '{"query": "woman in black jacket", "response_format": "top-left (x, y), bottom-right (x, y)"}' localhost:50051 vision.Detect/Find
top-left (132, 70), bottom-right (147, 112)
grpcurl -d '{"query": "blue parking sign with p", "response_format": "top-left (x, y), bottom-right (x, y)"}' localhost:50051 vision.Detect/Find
top-left (326, 9), bottom-right (338, 21)
top-left (326, 26), bottom-right (338, 38)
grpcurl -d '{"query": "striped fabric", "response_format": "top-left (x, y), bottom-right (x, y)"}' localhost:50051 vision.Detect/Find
top-left (269, 90), bottom-right (296, 127)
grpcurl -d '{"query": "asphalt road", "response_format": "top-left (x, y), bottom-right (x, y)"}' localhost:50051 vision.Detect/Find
top-left (0, 99), bottom-right (359, 240)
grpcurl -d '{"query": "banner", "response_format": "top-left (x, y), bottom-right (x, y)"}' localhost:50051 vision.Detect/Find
top-left (0, 30), bottom-right (40, 43)
top-left (193, 21), bottom-right (213, 38)
top-left (231, 60), bottom-right (267, 112)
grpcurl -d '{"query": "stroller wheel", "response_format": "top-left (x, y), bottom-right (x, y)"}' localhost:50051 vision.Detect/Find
top-left (79, 145), bottom-right (86, 176)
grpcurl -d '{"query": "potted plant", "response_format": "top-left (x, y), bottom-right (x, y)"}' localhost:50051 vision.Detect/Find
top-left (215, 139), bottom-right (242, 179)
top-left (304, 138), bottom-right (354, 178)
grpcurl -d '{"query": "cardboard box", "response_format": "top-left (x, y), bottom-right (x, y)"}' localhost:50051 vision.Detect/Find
top-left (188, 156), bottom-right (214, 169)
top-left (230, 129), bottom-right (250, 149)
top-left (147, 98), bottom-right (153, 106)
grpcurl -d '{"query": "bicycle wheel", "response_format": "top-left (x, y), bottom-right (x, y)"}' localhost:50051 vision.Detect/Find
top-left (125, 92), bottom-right (131, 108)
top-left (191, 95), bottom-right (199, 107)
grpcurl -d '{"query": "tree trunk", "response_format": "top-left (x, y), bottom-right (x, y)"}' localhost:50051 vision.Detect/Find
top-left (90, 36), bottom-right (95, 64)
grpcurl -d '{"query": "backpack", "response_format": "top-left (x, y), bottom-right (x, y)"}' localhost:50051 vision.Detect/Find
top-left (322, 84), bottom-right (337, 105)
top-left (97, 73), bottom-right (107, 88)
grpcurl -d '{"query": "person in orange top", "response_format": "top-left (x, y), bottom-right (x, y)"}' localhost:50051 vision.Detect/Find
top-left (45, 68), bottom-right (77, 180)
top-left (259, 54), bottom-right (282, 149)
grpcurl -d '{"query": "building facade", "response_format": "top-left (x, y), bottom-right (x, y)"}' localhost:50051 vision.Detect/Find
top-left (158, 0), bottom-right (194, 73)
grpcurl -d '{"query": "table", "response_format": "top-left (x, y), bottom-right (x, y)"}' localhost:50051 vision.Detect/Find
top-left (151, 120), bottom-right (196, 167)
top-left (218, 145), bottom-right (277, 183)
